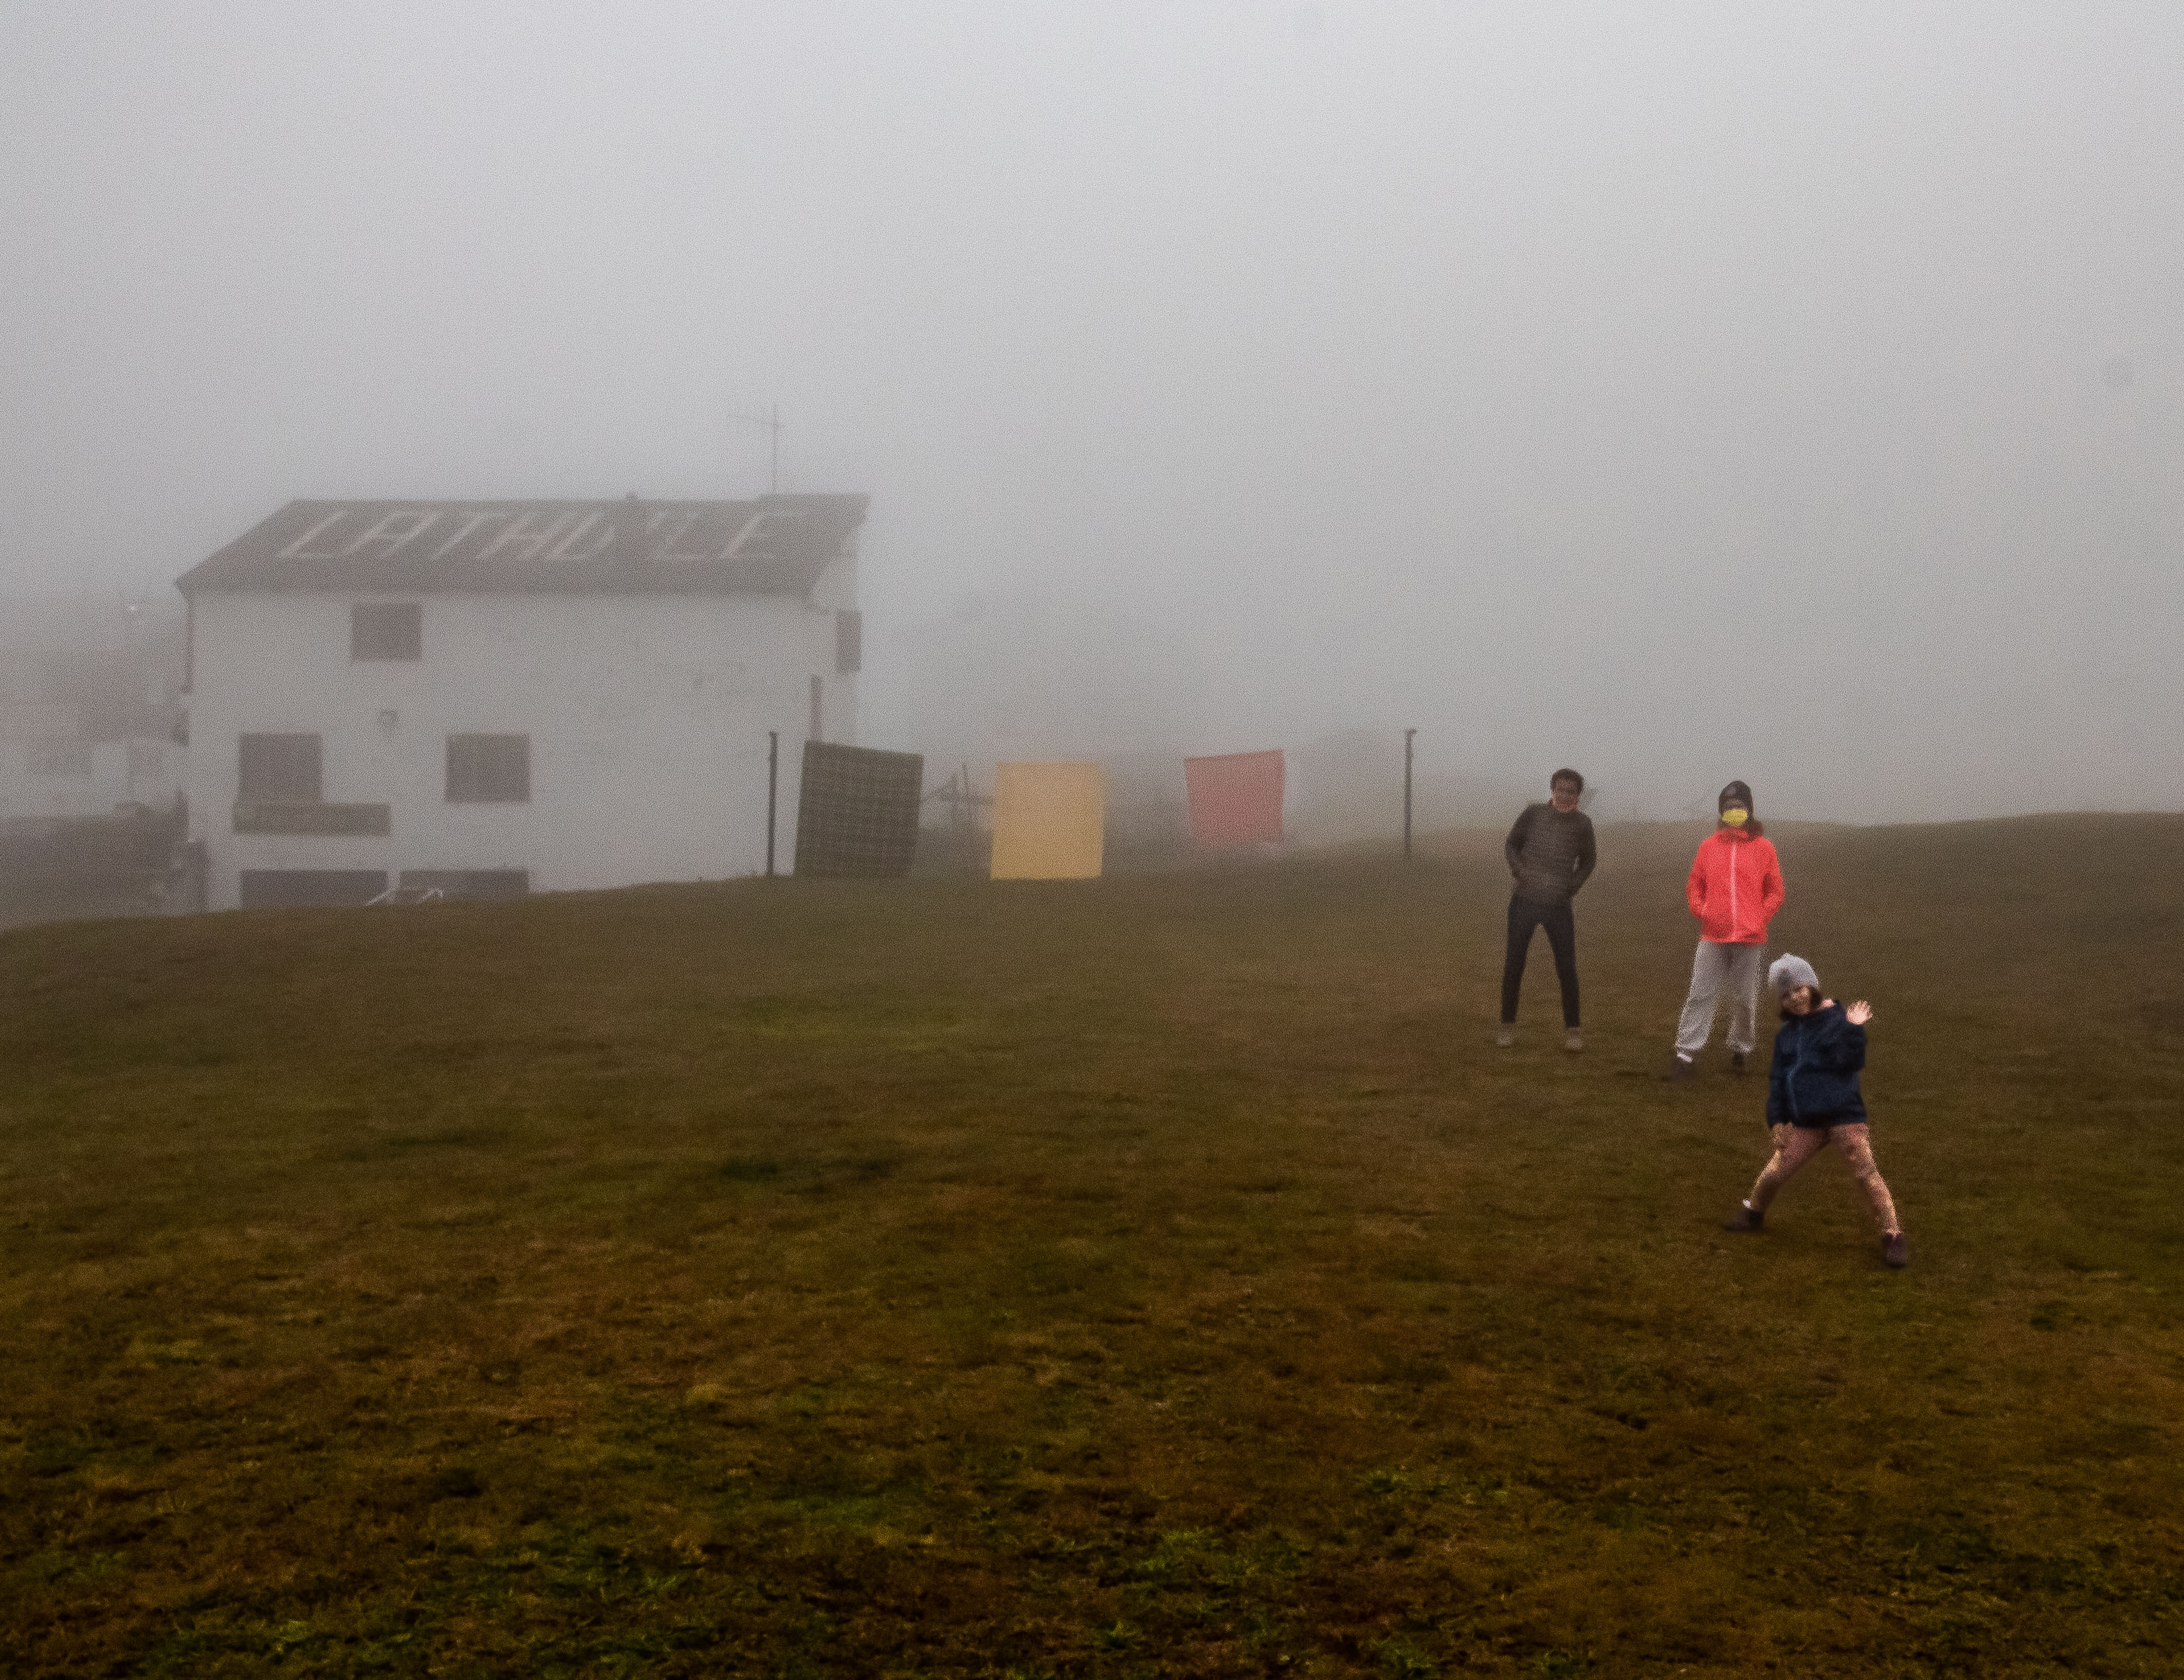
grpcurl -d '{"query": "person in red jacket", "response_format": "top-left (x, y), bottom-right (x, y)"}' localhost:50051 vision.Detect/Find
top-left (1664, 780), bottom-right (1785, 1080)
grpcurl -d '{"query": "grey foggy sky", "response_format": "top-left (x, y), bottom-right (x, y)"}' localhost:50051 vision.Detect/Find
top-left (4, 2), bottom-right (2179, 823)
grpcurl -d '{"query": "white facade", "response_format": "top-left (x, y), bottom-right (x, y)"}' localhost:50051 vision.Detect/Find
top-left (0, 705), bottom-right (182, 822)
top-left (184, 560), bottom-right (858, 910)
top-left (0, 596), bottom-right (188, 823)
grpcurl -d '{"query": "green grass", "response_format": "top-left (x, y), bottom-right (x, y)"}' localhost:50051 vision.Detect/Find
top-left (3, 814), bottom-right (2181, 1677)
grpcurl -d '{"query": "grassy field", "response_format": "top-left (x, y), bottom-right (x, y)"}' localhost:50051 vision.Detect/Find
top-left (3, 815), bottom-right (2181, 1677)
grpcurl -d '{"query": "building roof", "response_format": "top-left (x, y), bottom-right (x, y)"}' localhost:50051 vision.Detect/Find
top-left (176, 494), bottom-right (868, 597)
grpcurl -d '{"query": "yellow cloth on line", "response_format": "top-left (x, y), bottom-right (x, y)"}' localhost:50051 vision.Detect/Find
top-left (990, 761), bottom-right (1105, 880)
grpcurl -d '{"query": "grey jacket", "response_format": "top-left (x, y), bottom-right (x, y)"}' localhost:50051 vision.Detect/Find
top-left (1505, 804), bottom-right (1598, 904)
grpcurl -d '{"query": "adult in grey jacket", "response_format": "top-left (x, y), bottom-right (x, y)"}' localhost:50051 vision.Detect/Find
top-left (1498, 768), bottom-right (1597, 1050)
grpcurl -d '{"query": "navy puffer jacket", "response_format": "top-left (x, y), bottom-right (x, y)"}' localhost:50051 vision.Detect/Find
top-left (1766, 1003), bottom-right (1868, 1128)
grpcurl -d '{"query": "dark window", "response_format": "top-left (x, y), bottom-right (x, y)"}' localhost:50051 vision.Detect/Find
top-left (446, 734), bottom-right (530, 802)
top-left (352, 602), bottom-right (422, 660)
top-left (239, 733), bottom-right (321, 801)
top-left (399, 869), bottom-right (530, 901)
top-left (240, 869), bottom-right (387, 908)
top-left (835, 608), bottom-right (862, 675)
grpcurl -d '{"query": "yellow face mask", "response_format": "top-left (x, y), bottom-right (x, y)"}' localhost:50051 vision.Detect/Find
top-left (1720, 808), bottom-right (1749, 826)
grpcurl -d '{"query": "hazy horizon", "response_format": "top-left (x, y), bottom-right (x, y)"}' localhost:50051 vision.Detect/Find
top-left (6, 3), bottom-right (2178, 826)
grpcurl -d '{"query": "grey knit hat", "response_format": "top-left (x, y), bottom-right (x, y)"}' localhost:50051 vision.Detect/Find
top-left (1769, 953), bottom-right (1819, 997)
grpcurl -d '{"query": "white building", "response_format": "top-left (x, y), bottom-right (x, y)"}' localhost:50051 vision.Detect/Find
top-left (0, 596), bottom-right (185, 824)
top-left (0, 712), bottom-right (180, 822)
top-left (175, 494), bottom-right (867, 910)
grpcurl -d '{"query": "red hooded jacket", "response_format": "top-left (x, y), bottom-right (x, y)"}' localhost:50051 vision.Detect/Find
top-left (1686, 828), bottom-right (1784, 944)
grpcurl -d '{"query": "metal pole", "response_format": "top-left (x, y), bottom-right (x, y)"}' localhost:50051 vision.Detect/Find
top-left (766, 731), bottom-right (779, 877)
top-left (120, 595), bottom-right (142, 801)
top-left (733, 405), bottom-right (784, 496)
top-left (1402, 728), bottom-right (1416, 859)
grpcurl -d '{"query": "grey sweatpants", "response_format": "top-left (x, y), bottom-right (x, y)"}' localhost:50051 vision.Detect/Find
top-left (1675, 940), bottom-right (1765, 1056)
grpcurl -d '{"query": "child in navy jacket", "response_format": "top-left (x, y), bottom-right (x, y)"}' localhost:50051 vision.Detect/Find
top-left (1722, 954), bottom-right (1908, 1268)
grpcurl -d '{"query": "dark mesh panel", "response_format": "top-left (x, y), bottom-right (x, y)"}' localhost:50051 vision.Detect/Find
top-left (793, 742), bottom-right (924, 879)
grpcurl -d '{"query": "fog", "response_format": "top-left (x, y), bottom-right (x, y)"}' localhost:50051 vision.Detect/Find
top-left (5, 2), bottom-right (2179, 826)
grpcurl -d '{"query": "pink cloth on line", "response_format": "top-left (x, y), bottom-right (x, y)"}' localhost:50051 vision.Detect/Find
top-left (1184, 750), bottom-right (1284, 849)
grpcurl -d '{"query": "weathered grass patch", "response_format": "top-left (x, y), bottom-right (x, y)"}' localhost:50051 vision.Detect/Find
top-left (3, 815), bottom-right (2182, 1676)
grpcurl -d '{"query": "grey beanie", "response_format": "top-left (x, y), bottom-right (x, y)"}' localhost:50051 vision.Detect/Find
top-left (1769, 953), bottom-right (1819, 997)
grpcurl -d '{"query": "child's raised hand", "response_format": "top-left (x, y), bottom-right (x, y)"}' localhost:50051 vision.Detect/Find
top-left (1846, 1000), bottom-right (1873, 1025)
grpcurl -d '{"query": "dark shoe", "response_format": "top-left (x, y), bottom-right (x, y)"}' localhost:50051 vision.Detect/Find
top-left (1662, 1053), bottom-right (1696, 1082)
top-left (1722, 1203), bottom-right (1764, 1233)
top-left (1730, 1051), bottom-right (1748, 1074)
top-left (1882, 1232), bottom-right (1909, 1269)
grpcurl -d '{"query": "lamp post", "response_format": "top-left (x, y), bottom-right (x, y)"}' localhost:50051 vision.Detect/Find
top-left (766, 731), bottom-right (779, 877)
top-left (1402, 728), bottom-right (1416, 860)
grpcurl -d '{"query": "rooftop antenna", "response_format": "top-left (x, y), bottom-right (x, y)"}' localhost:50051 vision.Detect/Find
top-left (733, 403), bottom-right (782, 495)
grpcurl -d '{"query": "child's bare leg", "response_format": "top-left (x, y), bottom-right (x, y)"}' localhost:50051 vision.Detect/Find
top-left (1833, 1125), bottom-right (1901, 1235)
top-left (1748, 1125), bottom-right (1825, 1211)
top-left (1745, 1125), bottom-right (1790, 1202)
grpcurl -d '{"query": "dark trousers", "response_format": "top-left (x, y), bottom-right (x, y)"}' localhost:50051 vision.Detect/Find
top-left (1501, 895), bottom-right (1580, 1027)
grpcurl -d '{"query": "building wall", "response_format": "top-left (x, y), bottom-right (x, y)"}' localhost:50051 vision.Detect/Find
top-left (184, 576), bottom-right (858, 910)
top-left (0, 703), bottom-right (182, 822)
top-left (0, 600), bottom-right (188, 822)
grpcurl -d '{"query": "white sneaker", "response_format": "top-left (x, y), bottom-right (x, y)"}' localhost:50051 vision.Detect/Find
top-left (1564, 1028), bottom-right (1584, 1052)
top-left (1495, 1024), bottom-right (1516, 1047)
